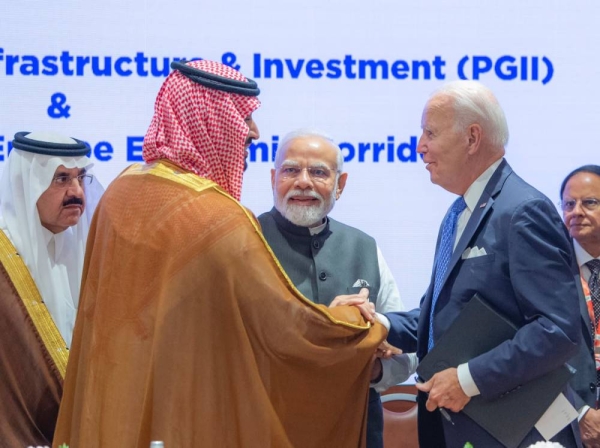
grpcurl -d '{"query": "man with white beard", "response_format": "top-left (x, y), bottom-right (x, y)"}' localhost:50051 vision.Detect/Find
top-left (258, 129), bottom-right (418, 448)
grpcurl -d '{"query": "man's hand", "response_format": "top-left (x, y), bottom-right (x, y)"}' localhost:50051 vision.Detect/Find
top-left (415, 367), bottom-right (470, 413)
top-left (329, 288), bottom-right (375, 323)
top-left (371, 341), bottom-right (402, 383)
top-left (376, 340), bottom-right (402, 359)
top-left (580, 407), bottom-right (600, 447)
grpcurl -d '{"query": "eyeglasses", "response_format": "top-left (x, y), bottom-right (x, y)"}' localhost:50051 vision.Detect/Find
top-left (559, 198), bottom-right (600, 212)
top-left (277, 166), bottom-right (337, 182)
top-left (51, 174), bottom-right (94, 188)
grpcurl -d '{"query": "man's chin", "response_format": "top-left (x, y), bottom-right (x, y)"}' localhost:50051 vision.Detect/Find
top-left (57, 218), bottom-right (81, 231)
top-left (288, 217), bottom-right (322, 227)
top-left (282, 205), bottom-right (325, 227)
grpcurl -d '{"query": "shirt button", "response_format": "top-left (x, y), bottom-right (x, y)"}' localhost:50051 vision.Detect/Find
top-left (313, 240), bottom-right (320, 249)
top-left (319, 271), bottom-right (327, 281)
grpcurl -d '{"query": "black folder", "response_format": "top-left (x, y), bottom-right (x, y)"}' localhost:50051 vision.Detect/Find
top-left (416, 293), bottom-right (574, 448)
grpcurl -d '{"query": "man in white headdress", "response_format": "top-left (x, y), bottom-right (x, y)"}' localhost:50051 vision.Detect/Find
top-left (0, 131), bottom-right (103, 446)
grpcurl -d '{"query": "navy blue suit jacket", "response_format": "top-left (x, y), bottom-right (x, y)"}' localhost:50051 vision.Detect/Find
top-left (568, 249), bottom-right (597, 411)
top-left (387, 160), bottom-right (583, 447)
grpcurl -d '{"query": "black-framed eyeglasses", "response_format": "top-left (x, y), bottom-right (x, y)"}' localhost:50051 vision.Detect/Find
top-left (558, 198), bottom-right (600, 212)
top-left (51, 174), bottom-right (94, 189)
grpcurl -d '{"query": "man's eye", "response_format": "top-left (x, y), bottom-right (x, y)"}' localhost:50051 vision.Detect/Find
top-left (312, 169), bottom-right (327, 177)
top-left (282, 167), bottom-right (297, 174)
top-left (583, 199), bottom-right (599, 207)
top-left (54, 176), bottom-right (69, 184)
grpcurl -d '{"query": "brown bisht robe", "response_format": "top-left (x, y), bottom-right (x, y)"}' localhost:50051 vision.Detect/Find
top-left (54, 160), bottom-right (387, 448)
top-left (0, 229), bottom-right (67, 446)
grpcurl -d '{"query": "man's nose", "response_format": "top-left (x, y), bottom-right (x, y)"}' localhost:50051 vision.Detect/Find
top-left (417, 135), bottom-right (426, 154)
top-left (249, 121), bottom-right (260, 140)
top-left (294, 168), bottom-right (313, 189)
top-left (570, 200), bottom-right (586, 215)
top-left (66, 178), bottom-right (85, 195)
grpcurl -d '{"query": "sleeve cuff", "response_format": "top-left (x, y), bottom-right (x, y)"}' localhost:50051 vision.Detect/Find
top-left (457, 363), bottom-right (481, 397)
top-left (372, 353), bottom-right (419, 393)
top-left (376, 312), bottom-right (391, 331)
top-left (578, 405), bottom-right (591, 422)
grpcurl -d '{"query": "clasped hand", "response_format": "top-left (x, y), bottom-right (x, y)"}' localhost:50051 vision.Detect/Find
top-left (328, 288), bottom-right (401, 381)
top-left (329, 287), bottom-right (375, 322)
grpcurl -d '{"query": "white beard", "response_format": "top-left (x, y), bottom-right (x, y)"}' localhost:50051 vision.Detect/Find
top-left (275, 188), bottom-right (336, 227)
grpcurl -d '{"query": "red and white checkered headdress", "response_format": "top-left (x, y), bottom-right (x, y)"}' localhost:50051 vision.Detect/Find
top-left (143, 60), bottom-right (261, 200)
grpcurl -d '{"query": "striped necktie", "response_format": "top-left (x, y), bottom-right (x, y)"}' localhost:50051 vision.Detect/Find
top-left (587, 259), bottom-right (600, 388)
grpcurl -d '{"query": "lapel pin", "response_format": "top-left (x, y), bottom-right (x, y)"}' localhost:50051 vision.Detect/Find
top-left (479, 202), bottom-right (487, 208)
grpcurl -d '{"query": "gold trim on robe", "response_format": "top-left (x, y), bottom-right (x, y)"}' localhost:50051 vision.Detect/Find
top-left (122, 160), bottom-right (371, 330)
top-left (0, 229), bottom-right (68, 378)
top-left (55, 159), bottom-right (385, 447)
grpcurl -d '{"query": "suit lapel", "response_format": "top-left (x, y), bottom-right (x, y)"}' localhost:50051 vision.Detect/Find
top-left (419, 160), bottom-right (513, 352)
top-left (437, 160), bottom-right (512, 298)
top-left (567, 242), bottom-right (594, 345)
top-left (579, 279), bottom-right (594, 347)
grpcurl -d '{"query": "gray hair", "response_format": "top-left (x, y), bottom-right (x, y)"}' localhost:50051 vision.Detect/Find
top-left (433, 81), bottom-right (509, 149)
top-left (275, 128), bottom-right (344, 172)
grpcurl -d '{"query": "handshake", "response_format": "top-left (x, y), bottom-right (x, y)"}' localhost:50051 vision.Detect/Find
top-left (328, 287), bottom-right (416, 385)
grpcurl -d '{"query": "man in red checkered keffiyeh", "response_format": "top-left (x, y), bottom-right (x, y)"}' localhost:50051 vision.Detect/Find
top-left (55, 59), bottom-right (385, 448)
top-left (143, 59), bottom-right (261, 200)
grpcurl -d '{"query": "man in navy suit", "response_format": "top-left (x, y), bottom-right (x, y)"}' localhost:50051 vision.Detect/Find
top-left (385, 81), bottom-right (582, 447)
top-left (560, 165), bottom-right (600, 447)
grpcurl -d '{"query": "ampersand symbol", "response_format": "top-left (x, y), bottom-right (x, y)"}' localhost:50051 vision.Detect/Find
top-left (222, 52), bottom-right (240, 71)
top-left (47, 93), bottom-right (71, 119)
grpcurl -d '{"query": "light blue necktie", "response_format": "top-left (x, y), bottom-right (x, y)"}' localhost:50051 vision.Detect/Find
top-left (428, 196), bottom-right (467, 351)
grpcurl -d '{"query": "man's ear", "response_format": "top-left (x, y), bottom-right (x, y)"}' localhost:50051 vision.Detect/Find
top-left (270, 168), bottom-right (276, 190)
top-left (335, 173), bottom-right (348, 200)
top-left (466, 124), bottom-right (483, 155)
